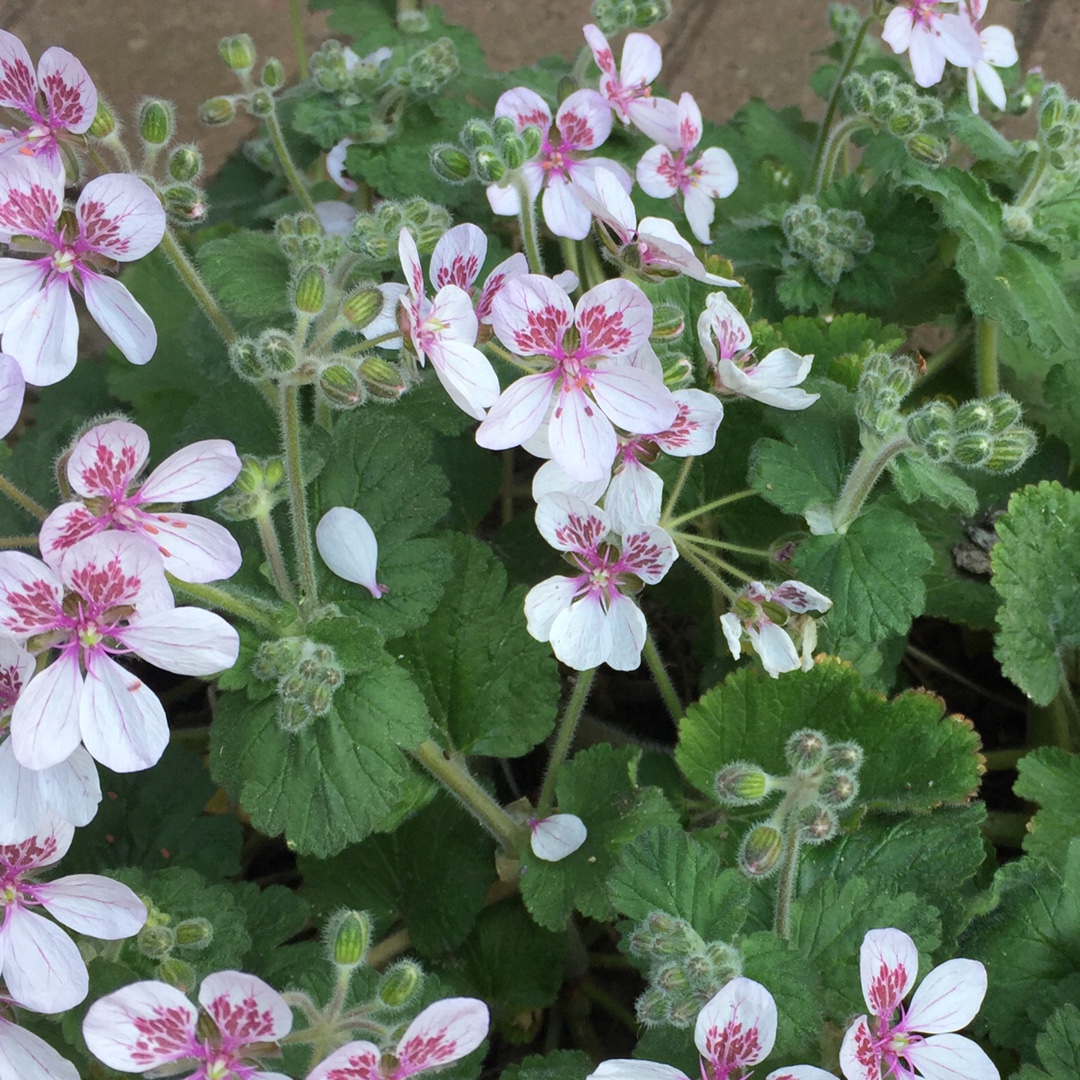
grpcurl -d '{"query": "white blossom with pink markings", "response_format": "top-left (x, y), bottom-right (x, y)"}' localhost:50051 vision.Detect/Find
top-left (0, 531), bottom-right (240, 773)
top-left (0, 158), bottom-right (166, 386)
top-left (477, 274), bottom-right (677, 482)
top-left (839, 928), bottom-right (998, 1080)
top-left (398, 227), bottom-right (500, 420)
top-left (524, 493), bottom-right (677, 671)
top-left (0, 31), bottom-right (96, 178)
top-left (881, 1), bottom-right (982, 89)
top-left (582, 24), bottom-right (680, 147)
top-left (83, 970), bottom-right (294, 1080)
top-left (487, 86), bottom-right (632, 240)
top-left (0, 819), bottom-right (146, 1014)
top-left (697, 292), bottom-right (819, 411)
top-left (0, 1014), bottom-right (79, 1080)
top-left (961, 0), bottom-right (1018, 114)
top-left (637, 92), bottom-right (739, 245)
top-left (39, 420), bottom-right (243, 585)
top-left (305, 997), bottom-right (490, 1080)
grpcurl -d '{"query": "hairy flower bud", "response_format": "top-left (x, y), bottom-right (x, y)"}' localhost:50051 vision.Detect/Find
top-left (163, 184), bottom-right (208, 225)
top-left (198, 95), bottom-right (237, 126)
top-left (137, 923), bottom-right (176, 960)
top-left (953, 401), bottom-right (995, 435)
top-left (703, 941), bottom-right (741, 982)
top-left (277, 699), bottom-right (313, 733)
top-left (257, 330), bottom-right (298, 375)
top-left (320, 364), bottom-right (365, 408)
top-left (906, 400), bottom-right (954, 445)
top-left (818, 770), bottom-right (859, 808)
top-left (88, 98), bottom-right (117, 139)
top-left (474, 148), bottom-right (506, 184)
top-left (795, 803), bottom-right (838, 844)
top-left (1038, 84), bottom-right (1067, 130)
top-left (378, 960), bottom-right (423, 1008)
top-left (844, 73), bottom-right (874, 116)
top-left (650, 302), bottom-right (685, 341)
top-left (714, 762), bottom-right (773, 806)
top-left (906, 133), bottom-right (949, 167)
top-left (228, 338), bottom-right (263, 382)
top-left (635, 987), bottom-right (667, 1026)
top-left (324, 908), bottom-right (371, 970)
top-left (460, 119), bottom-right (495, 150)
top-left (359, 356), bottom-right (407, 400)
top-left (430, 144), bottom-right (473, 183)
top-left (168, 144), bottom-right (204, 182)
top-left (342, 285), bottom-right (384, 329)
top-left (823, 741), bottom-right (863, 772)
top-left (262, 57), bottom-right (286, 89)
top-left (655, 963), bottom-right (690, 993)
top-left (520, 124), bottom-right (543, 159)
top-left (738, 823), bottom-right (784, 878)
top-left (158, 957), bottom-right (197, 994)
top-left (923, 431), bottom-right (953, 463)
top-left (219, 34), bottom-right (257, 73)
top-left (952, 432), bottom-right (994, 468)
top-left (500, 132), bottom-right (528, 171)
top-left (138, 99), bottom-right (174, 146)
top-left (247, 89), bottom-right (275, 118)
top-left (292, 264), bottom-right (327, 315)
top-left (785, 728), bottom-right (827, 771)
top-left (174, 918), bottom-right (214, 951)
top-left (984, 393), bottom-right (1023, 434)
top-left (985, 428), bottom-right (1037, 473)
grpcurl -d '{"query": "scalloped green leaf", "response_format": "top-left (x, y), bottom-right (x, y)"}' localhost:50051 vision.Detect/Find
top-left (1015, 748), bottom-right (1080, 867)
top-left (1015, 1005), bottom-right (1080, 1080)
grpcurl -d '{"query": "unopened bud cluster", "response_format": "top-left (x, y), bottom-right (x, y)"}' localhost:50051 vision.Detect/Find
top-left (252, 637), bottom-right (345, 733)
top-left (844, 71), bottom-right (946, 164)
top-left (905, 393), bottom-right (1035, 474)
top-left (628, 912), bottom-right (742, 1028)
top-left (590, 0), bottom-right (671, 34)
top-left (431, 115), bottom-right (543, 187)
top-left (782, 197), bottom-right (874, 286)
top-left (856, 352), bottom-right (921, 439)
top-left (391, 37), bottom-right (459, 98)
top-left (217, 455), bottom-right (286, 520)
top-left (311, 39), bottom-right (386, 97)
top-left (200, 35), bottom-right (289, 128)
top-left (348, 198), bottom-right (451, 263)
top-left (277, 212), bottom-right (344, 268)
top-left (714, 729), bottom-right (863, 879)
top-left (1035, 84), bottom-right (1080, 175)
top-left (133, 898), bottom-right (213, 993)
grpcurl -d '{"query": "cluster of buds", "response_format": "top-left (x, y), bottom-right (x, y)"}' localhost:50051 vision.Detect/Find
top-left (714, 729), bottom-right (863, 879)
top-left (628, 912), bottom-right (742, 1028)
top-left (347, 198), bottom-right (452, 263)
top-left (323, 909), bottom-right (424, 1009)
top-left (856, 351), bottom-right (921, 439)
top-left (217, 455), bottom-right (287, 521)
top-left (311, 38), bottom-right (388, 98)
top-left (843, 70), bottom-right (947, 165)
top-left (1033, 83), bottom-right (1080, 173)
top-left (590, 0), bottom-right (672, 35)
top-left (198, 34), bottom-right (286, 127)
top-left (782, 197), bottom-right (874, 286)
top-left (390, 37), bottom-right (459, 98)
top-left (133, 898), bottom-right (213, 993)
top-left (252, 637), bottom-right (345, 733)
top-left (905, 392), bottom-right (1036, 474)
top-left (431, 115), bottom-right (542, 188)
top-left (278, 211), bottom-right (345, 267)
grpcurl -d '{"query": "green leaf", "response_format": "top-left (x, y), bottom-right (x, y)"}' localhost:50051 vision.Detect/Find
top-left (520, 745), bottom-right (679, 930)
top-left (1015, 1005), bottom-right (1080, 1080)
top-left (677, 657), bottom-right (984, 811)
top-left (607, 826), bottom-right (752, 942)
top-left (394, 534), bottom-right (559, 757)
top-left (1015, 748), bottom-right (1080, 867)
top-left (888, 453), bottom-right (979, 516)
top-left (991, 481), bottom-right (1080, 705)
top-left (501, 1052), bottom-right (598, 1080)
top-left (195, 230), bottom-right (292, 326)
top-left (793, 505), bottom-right (934, 641)
top-left (1042, 363), bottom-right (1080, 468)
top-left (778, 312), bottom-right (905, 389)
top-left (967, 839), bottom-right (1080, 1057)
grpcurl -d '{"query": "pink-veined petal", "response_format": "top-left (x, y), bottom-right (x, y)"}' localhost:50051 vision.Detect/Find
top-left (79, 653), bottom-right (169, 773)
top-left (902, 1033), bottom-right (999, 1080)
top-left (0, 258), bottom-right (49, 328)
top-left (860, 927), bottom-right (918, 1019)
top-left (59, 529), bottom-right (172, 612)
top-left (122, 607), bottom-right (240, 675)
top-left (532, 458), bottom-right (608, 504)
top-left (768, 580), bottom-right (832, 615)
top-left (0, 1016), bottom-right (79, 1080)
top-left (556, 88), bottom-right (612, 151)
top-left (307, 1041), bottom-right (383, 1080)
top-left (589, 365), bottom-right (678, 435)
top-left (80, 272), bottom-right (156, 366)
top-left (619, 525), bottom-right (677, 585)
top-left (39, 502), bottom-right (104, 567)
top-left (430, 223), bottom-right (486, 291)
top-left (37, 47), bottom-right (97, 134)
top-left (905, 958), bottom-right (988, 1034)
top-left (491, 273), bottom-right (574, 358)
top-left (0, 31), bottom-right (38, 115)
top-left (77, 174), bottom-right (164, 260)
top-left (674, 91), bottom-right (703, 151)
top-left (475, 371), bottom-right (555, 450)
top-left (316, 506), bottom-right (385, 598)
top-left (35, 873), bottom-right (146, 938)
top-left (494, 86), bottom-right (552, 132)
top-left (2, 276), bottom-right (77, 386)
top-left (627, 96), bottom-right (682, 149)
top-left (0, 549), bottom-right (63, 633)
top-left (696, 146), bottom-right (739, 198)
top-left (696, 291), bottom-right (752, 366)
top-left (530, 813), bottom-right (588, 861)
top-left (66, 418), bottom-right (149, 497)
top-left (0, 818), bottom-right (74, 871)
top-left (427, 282), bottom-right (479, 345)
top-left (398, 226), bottom-right (425, 300)
top-left (576, 278), bottom-right (654, 361)
top-left (82, 980), bottom-right (198, 1072)
top-left (584, 166), bottom-right (638, 242)
top-left (327, 138), bottom-right (358, 192)
top-left (542, 174), bottom-right (593, 240)
top-left (427, 336), bottom-right (500, 420)
top-left (35, 744), bottom-right (101, 829)
top-left (694, 977), bottom-right (778, 1072)
top-left (636, 144), bottom-right (679, 199)
top-left (583, 24), bottom-right (617, 76)
top-left (128, 512), bottom-right (243, 583)
top-left (138, 438), bottom-right (242, 502)
top-left (549, 381), bottom-right (619, 482)
top-left (655, 390), bottom-right (725, 456)
top-left (10, 653), bottom-right (83, 769)
top-left (839, 1016), bottom-right (883, 1080)
top-left (476, 252), bottom-right (529, 323)
top-left (395, 997), bottom-right (490, 1078)
top-left (549, 593), bottom-right (612, 670)
top-left (605, 459), bottom-right (663, 533)
top-left (0, 739), bottom-right (49, 845)
top-left (1, 905), bottom-right (88, 1012)
top-left (766, 1067), bottom-right (839, 1080)
top-left (198, 970), bottom-right (293, 1044)
top-left (588, 1062), bottom-right (691, 1080)
top-left (604, 592), bottom-right (647, 671)
top-left (534, 491), bottom-right (609, 553)
top-left (0, 351), bottom-right (24, 437)
top-left (524, 575), bottom-right (581, 642)
top-left (620, 33), bottom-right (663, 92)
top-left (0, 158), bottom-right (62, 242)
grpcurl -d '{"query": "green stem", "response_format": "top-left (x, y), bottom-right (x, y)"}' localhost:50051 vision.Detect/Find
top-left (512, 174), bottom-right (544, 274)
top-left (254, 511), bottom-right (297, 604)
top-left (774, 823), bottom-right (801, 940)
top-left (166, 574), bottom-right (281, 634)
top-left (975, 318), bottom-right (999, 397)
top-left (561, 238), bottom-right (583, 297)
top-left (289, 0), bottom-right (309, 79)
top-left (537, 668), bottom-right (596, 817)
top-left (813, 115), bottom-right (871, 197)
top-left (0, 534), bottom-right (40, 549)
top-left (664, 488), bottom-right (756, 530)
top-left (1014, 150), bottom-right (1050, 209)
top-left (673, 541), bottom-right (739, 601)
top-left (983, 748), bottom-right (1026, 771)
top-left (0, 474), bottom-right (46, 521)
top-left (280, 384), bottom-right (320, 605)
top-left (674, 533), bottom-right (773, 559)
top-left (159, 227), bottom-right (238, 346)
top-left (412, 739), bottom-right (528, 853)
top-left (1049, 670), bottom-right (1079, 752)
top-left (581, 236), bottom-right (607, 290)
top-left (338, 330), bottom-right (408, 357)
top-left (678, 536), bottom-right (754, 583)
top-left (643, 632), bottom-right (682, 722)
top-left (661, 456), bottom-right (695, 523)
top-left (807, 14), bottom-right (874, 191)
top-left (830, 434), bottom-right (914, 534)
top-left (265, 103), bottom-right (318, 215)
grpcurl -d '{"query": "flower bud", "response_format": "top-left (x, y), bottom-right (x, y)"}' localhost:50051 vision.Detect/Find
top-left (655, 963), bottom-right (690, 992)
top-left (247, 89), bottom-right (275, 118)
top-left (398, 8), bottom-right (430, 33)
top-left (158, 957), bottom-right (197, 994)
top-left (491, 115), bottom-right (517, 142)
top-left (430, 144), bottom-right (473, 183)
top-left (174, 917), bottom-right (214, 950)
top-left (262, 57), bottom-right (286, 89)
top-left (1048, 149), bottom-right (1070, 172)
top-left (138, 99), bottom-right (174, 146)
top-left (818, 770), bottom-right (859, 808)
top-left (923, 431), bottom-right (953, 462)
top-left (906, 400), bottom-right (954, 445)
top-left (1001, 204), bottom-right (1033, 241)
top-left (324, 911), bottom-right (371, 972)
top-left (257, 330), bottom-right (298, 374)
top-left (952, 432), bottom-right (993, 468)
top-left (906, 133), bottom-right (949, 167)
top-left (319, 364), bottom-right (365, 408)
top-left (163, 184), bottom-right (208, 225)
top-left (668, 994), bottom-right (702, 1028)
top-left (714, 762), bottom-right (773, 806)
top-left (557, 74), bottom-right (578, 105)
top-left (252, 636), bottom-right (304, 680)
top-left (198, 96), bottom-right (237, 126)
top-left (984, 393), bottom-right (1023, 433)
top-left (359, 356), bottom-right (407, 400)
top-left (985, 428), bottom-right (1037, 473)
top-left (703, 941), bottom-right (741, 982)
top-left (305, 683), bottom-right (335, 716)
top-left (785, 728), bottom-right (827, 771)
top-left (378, 960), bottom-right (423, 1008)
top-left (474, 148), bottom-right (506, 184)
top-left (650, 302), bottom-right (685, 340)
top-left (632, 0), bottom-right (671, 27)
top-left (277, 699), bottom-right (313, 733)
top-left (219, 34), bottom-right (257, 73)
top-left (88, 99), bottom-right (117, 139)
top-left (292, 264), bottom-right (327, 315)
top-left (635, 987), bottom-right (667, 1026)
top-left (168, 144), bottom-right (204, 182)
top-left (228, 338), bottom-right (263, 382)
top-left (1038, 85), bottom-right (1066, 130)
top-left (823, 741), bottom-right (863, 772)
top-left (888, 109), bottom-right (921, 137)
top-left (500, 132), bottom-right (528, 170)
top-left (795, 803), bottom-right (838, 844)
top-left (137, 923), bottom-right (176, 960)
top-left (844, 74), bottom-right (874, 116)
top-left (953, 400), bottom-right (995, 435)
top-left (459, 119), bottom-right (495, 150)
top-left (682, 953), bottom-right (710, 984)
top-left (521, 124), bottom-right (543, 160)
top-left (738, 823), bottom-right (784, 877)
top-left (883, 358), bottom-right (917, 398)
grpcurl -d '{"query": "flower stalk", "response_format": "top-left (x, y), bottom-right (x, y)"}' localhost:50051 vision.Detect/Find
top-left (279, 384), bottom-right (320, 606)
top-left (537, 668), bottom-right (596, 818)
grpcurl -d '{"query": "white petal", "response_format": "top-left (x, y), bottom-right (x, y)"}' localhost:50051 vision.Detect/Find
top-left (542, 174), bottom-right (593, 240)
top-left (427, 337), bottom-right (500, 420)
top-left (2, 277), bottom-right (78, 387)
top-left (82, 980), bottom-right (198, 1072)
top-left (768, 580), bottom-right (832, 615)
top-left (656, 390), bottom-right (725, 456)
top-left (37, 744), bottom-right (101, 828)
top-left (556, 89), bottom-right (612, 151)
top-left (905, 959), bottom-right (988, 1034)
top-left (524, 575), bottom-right (581, 642)
top-left (35, 874), bottom-right (146, 938)
top-left (60, 530), bottom-right (172, 613)
top-left (605, 459), bottom-right (663, 533)
top-left (588, 1062), bottom-right (691, 1080)
top-left (0, 1017), bottom-right (79, 1080)
top-left (494, 86), bottom-right (552, 132)
top-left (860, 927), bottom-right (918, 1019)
top-left (549, 384), bottom-right (619, 482)
top-left (396, 997), bottom-right (490, 1075)
top-left (0, 351), bottom-right (24, 437)
top-left (1, 905), bottom-right (88, 1012)
top-left (123, 607), bottom-right (240, 674)
top-left (636, 144), bottom-right (679, 199)
top-left (199, 970), bottom-right (293, 1043)
top-left (531, 459), bottom-right (608, 505)
top-left (327, 138), bottom-right (358, 192)
top-left (589, 365), bottom-right (679, 435)
top-left (530, 814), bottom-right (588, 861)
top-left (694, 977), bottom-right (778, 1069)
top-left (76, 174), bottom-right (165, 261)
top-left (720, 612), bottom-right (743, 660)
top-left (0, 739), bottom-right (47, 844)
top-left (627, 96), bottom-right (682, 149)
top-left (316, 506), bottom-right (384, 598)
top-left (549, 594), bottom-right (612, 670)
top-left (980, 25), bottom-right (1017, 67)
top-left (138, 438), bottom-right (242, 502)
top-left (430, 223), bottom-right (487, 291)
top-left (80, 653), bottom-right (169, 772)
top-left (10, 654), bottom-right (83, 770)
top-left (765, 1068), bottom-right (840, 1080)
top-left (315, 200), bottom-right (357, 235)
top-left (128, 512), bottom-right (243, 584)
top-left (903, 1034), bottom-right (999, 1080)
top-left (475, 372), bottom-right (556, 450)
top-left (81, 272), bottom-right (157, 366)
top-left (603, 593), bottom-right (647, 671)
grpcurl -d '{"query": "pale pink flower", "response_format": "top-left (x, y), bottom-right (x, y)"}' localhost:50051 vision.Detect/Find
top-left (0, 819), bottom-right (146, 1013)
top-left (524, 493), bottom-right (676, 671)
top-left (582, 24), bottom-right (680, 147)
top-left (83, 970), bottom-right (293, 1080)
top-left (881, 1), bottom-right (982, 88)
top-left (39, 420), bottom-right (243, 584)
top-left (0, 531), bottom-right (240, 773)
top-left (0, 351), bottom-right (24, 438)
top-left (316, 506), bottom-right (387, 599)
top-left (0, 158), bottom-right (165, 385)
top-left (721, 580), bottom-right (832, 679)
top-left (839, 928), bottom-right (998, 1080)
top-left (576, 168), bottom-right (738, 286)
top-left (487, 86), bottom-right (632, 240)
top-left (961, 0), bottom-right (1017, 113)
top-left (0, 638), bottom-right (101, 844)
top-left (0, 31), bottom-right (96, 178)
top-left (398, 227), bottom-right (499, 420)
top-left (637, 92), bottom-right (739, 244)
top-left (477, 274), bottom-right (677, 482)
top-left (0, 1015), bottom-right (79, 1080)
top-left (697, 292), bottom-right (819, 411)
top-left (305, 997), bottom-right (490, 1080)
top-left (529, 813), bottom-right (587, 861)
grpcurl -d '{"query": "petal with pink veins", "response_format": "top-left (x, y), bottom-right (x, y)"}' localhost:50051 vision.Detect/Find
top-left (306, 1041), bottom-right (383, 1080)
top-left (0, 739), bottom-right (49, 844)
top-left (636, 144), bottom-right (679, 199)
top-left (0, 351), bottom-right (24, 437)
top-left (475, 371), bottom-right (555, 451)
top-left (38, 46), bottom-right (97, 133)
top-left (0, 1016), bottom-right (79, 1080)
top-left (604, 459), bottom-right (663, 534)
top-left (0, 259), bottom-right (49, 327)
top-left (694, 977), bottom-right (778, 1072)
top-left (542, 174), bottom-right (593, 240)
top-left (133, 511), bottom-right (243, 583)
top-left (491, 274), bottom-right (574, 358)
top-left (427, 337), bottom-right (500, 420)
top-left (904, 958), bottom-right (988, 1034)
top-left (902, 1033), bottom-right (999, 1080)
top-left (79, 653), bottom-right (169, 772)
top-left (0, 156), bottom-right (63, 239)
top-left (697, 292), bottom-right (752, 365)
top-left (619, 33), bottom-right (663, 92)
top-left (123, 607), bottom-right (239, 675)
top-left (494, 86), bottom-right (552, 133)
top-left (550, 593), bottom-right (612, 670)
top-left (619, 526), bottom-right (677, 585)
top-left (395, 997), bottom-right (490, 1078)
top-left (0, 549), bottom-right (63, 633)
top-left (66, 418), bottom-right (149, 497)
top-left (588, 1061), bottom-right (692, 1080)
top-left (582, 167), bottom-right (637, 242)
top-left (81, 272), bottom-right (156, 367)
top-left (768, 581), bottom-right (832, 615)
top-left (604, 592), bottom-right (647, 670)
top-left (524, 575), bottom-right (582, 642)
top-left (860, 927), bottom-right (918, 1019)
top-left (476, 252), bottom-right (529, 323)
top-left (39, 502), bottom-right (104, 567)
top-left (548, 383), bottom-right (619, 482)
top-left (765, 1067), bottom-right (840, 1080)
top-left (534, 492), bottom-right (609, 553)
top-left (76, 174), bottom-right (166, 260)
top-left (1, 905), bottom-right (89, 1013)
top-left (199, 970), bottom-right (293, 1043)
top-left (746, 620), bottom-right (801, 678)
top-left (589, 365), bottom-right (678, 435)
top-left (316, 506), bottom-right (385, 598)
top-left (430, 223), bottom-right (486, 291)
top-left (398, 227), bottom-right (426, 300)
top-left (0, 819), bottom-right (74, 873)
top-left (734, 346), bottom-right (814, 390)
top-left (530, 813), bottom-right (587, 861)
top-left (657, 390), bottom-right (725, 456)
top-left (627, 96), bottom-right (682, 149)
top-left (60, 530), bottom-right (170, 611)
top-left (582, 25), bottom-right (617, 77)
top-left (82, 980), bottom-right (198, 1072)
top-left (2, 276), bottom-right (78, 386)
top-left (10, 653), bottom-right (83, 770)
top-left (427, 283), bottom-right (479, 346)
top-left (36, 744), bottom-right (101, 828)
top-left (137, 438), bottom-right (242, 502)
top-left (0, 31), bottom-right (38, 115)
top-left (556, 89), bottom-right (612, 151)
top-left (35, 873), bottom-right (146, 938)
top-left (576, 279), bottom-right (654, 360)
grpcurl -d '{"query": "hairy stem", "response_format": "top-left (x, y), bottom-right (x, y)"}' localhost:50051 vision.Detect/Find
top-left (537, 668), bottom-right (596, 817)
top-left (664, 488), bottom-right (756, 530)
top-left (813, 115), bottom-right (871, 197)
top-left (159, 228), bottom-right (238, 346)
top-left (0, 474), bottom-right (46, 522)
top-left (0, 534), bottom-right (40, 549)
top-left (975, 317), bottom-right (999, 397)
top-left (289, 0), bottom-right (309, 79)
top-left (265, 103), bottom-right (318, 215)
top-left (774, 824), bottom-right (801, 940)
top-left (661, 456), bottom-right (695, 523)
top-left (166, 574), bottom-right (281, 634)
top-left (643, 631), bottom-right (682, 722)
top-left (255, 511), bottom-right (297, 604)
top-left (672, 541), bottom-right (739, 601)
top-left (280, 384), bottom-right (320, 605)
top-left (513, 173), bottom-right (545, 274)
top-left (830, 434), bottom-right (914, 534)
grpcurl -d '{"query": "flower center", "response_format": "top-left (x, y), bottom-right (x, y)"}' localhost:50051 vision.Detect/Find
top-left (52, 247), bottom-right (76, 275)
